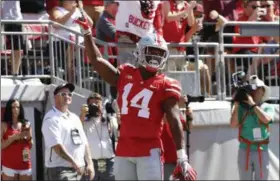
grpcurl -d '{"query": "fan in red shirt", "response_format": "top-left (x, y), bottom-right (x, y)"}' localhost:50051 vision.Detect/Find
top-left (232, 0), bottom-right (261, 74)
top-left (1, 99), bottom-right (33, 181)
top-left (75, 14), bottom-right (197, 179)
top-left (162, 0), bottom-right (196, 71)
top-left (161, 97), bottom-right (194, 180)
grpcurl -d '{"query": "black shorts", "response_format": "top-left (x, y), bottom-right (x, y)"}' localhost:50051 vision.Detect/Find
top-left (4, 24), bottom-right (24, 50)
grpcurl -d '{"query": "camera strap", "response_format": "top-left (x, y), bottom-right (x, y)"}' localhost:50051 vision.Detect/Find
top-left (106, 117), bottom-right (116, 154)
top-left (238, 110), bottom-right (270, 179)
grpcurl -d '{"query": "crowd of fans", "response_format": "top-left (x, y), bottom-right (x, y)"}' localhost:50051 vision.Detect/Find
top-left (1, 0), bottom-right (279, 94)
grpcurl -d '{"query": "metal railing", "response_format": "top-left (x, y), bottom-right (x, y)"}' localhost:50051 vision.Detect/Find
top-left (219, 21), bottom-right (280, 100)
top-left (1, 20), bottom-right (279, 101)
top-left (0, 20), bottom-right (111, 97)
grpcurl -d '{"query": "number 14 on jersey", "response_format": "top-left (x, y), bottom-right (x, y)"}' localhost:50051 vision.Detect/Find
top-left (121, 83), bottom-right (154, 119)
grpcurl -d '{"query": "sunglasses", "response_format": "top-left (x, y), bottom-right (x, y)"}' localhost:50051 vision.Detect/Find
top-left (251, 5), bottom-right (260, 9)
top-left (57, 92), bottom-right (73, 97)
top-left (261, 4), bottom-right (271, 8)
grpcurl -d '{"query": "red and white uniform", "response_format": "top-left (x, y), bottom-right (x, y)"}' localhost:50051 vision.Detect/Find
top-left (116, 64), bottom-right (182, 157)
top-left (116, 1), bottom-right (163, 38)
top-left (162, 115), bottom-right (186, 164)
top-left (1, 124), bottom-right (32, 170)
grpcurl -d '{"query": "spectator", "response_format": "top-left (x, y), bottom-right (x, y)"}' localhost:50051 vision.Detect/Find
top-left (1, 99), bottom-right (33, 181)
top-left (249, 36), bottom-right (280, 85)
top-left (115, 1), bottom-right (163, 65)
top-left (232, 0), bottom-right (262, 74)
top-left (162, 96), bottom-right (193, 180)
top-left (260, 0), bottom-right (279, 43)
top-left (183, 4), bottom-right (212, 96)
top-left (261, 0), bottom-right (279, 22)
top-left (50, 0), bottom-right (92, 83)
top-left (80, 92), bottom-right (118, 181)
top-left (20, 0), bottom-right (48, 20)
top-left (230, 75), bottom-right (274, 180)
top-left (96, 0), bottom-right (119, 99)
top-left (83, 0), bottom-right (104, 28)
top-left (201, 0), bottom-right (238, 43)
top-left (96, 0), bottom-right (118, 67)
top-left (162, 0), bottom-right (196, 71)
top-left (41, 83), bottom-right (94, 180)
top-left (275, 0), bottom-right (280, 16)
top-left (1, 1), bottom-right (24, 76)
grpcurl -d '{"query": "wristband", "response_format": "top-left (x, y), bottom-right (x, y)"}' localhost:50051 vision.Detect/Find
top-left (176, 149), bottom-right (187, 160)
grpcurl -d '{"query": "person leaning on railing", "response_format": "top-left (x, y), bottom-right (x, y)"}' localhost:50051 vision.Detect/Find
top-left (230, 75), bottom-right (275, 180)
top-left (48, 0), bottom-right (93, 83)
top-left (248, 36), bottom-right (280, 84)
top-left (95, 0), bottom-right (119, 100)
top-left (161, 0), bottom-right (196, 71)
top-left (232, 0), bottom-right (263, 74)
top-left (183, 4), bottom-right (212, 96)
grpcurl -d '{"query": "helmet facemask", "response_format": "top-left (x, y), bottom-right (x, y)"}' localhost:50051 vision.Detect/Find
top-left (138, 45), bottom-right (169, 72)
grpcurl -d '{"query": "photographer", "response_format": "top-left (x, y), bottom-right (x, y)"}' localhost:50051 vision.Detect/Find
top-left (230, 75), bottom-right (275, 180)
top-left (80, 92), bottom-right (117, 181)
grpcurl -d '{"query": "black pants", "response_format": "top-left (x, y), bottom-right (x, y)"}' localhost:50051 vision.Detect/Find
top-left (4, 24), bottom-right (24, 50)
top-left (201, 23), bottom-right (234, 52)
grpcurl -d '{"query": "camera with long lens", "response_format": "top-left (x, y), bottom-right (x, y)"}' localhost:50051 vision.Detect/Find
top-left (87, 103), bottom-right (100, 118)
top-left (231, 71), bottom-right (254, 103)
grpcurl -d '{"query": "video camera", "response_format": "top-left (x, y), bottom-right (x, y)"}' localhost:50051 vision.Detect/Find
top-left (185, 95), bottom-right (205, 107)
top-left (231, 71), bottom-right (254, 103)
top-left (87, 103), bottom-right (100, 118)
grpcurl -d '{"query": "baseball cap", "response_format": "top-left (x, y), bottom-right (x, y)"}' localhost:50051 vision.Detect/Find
top-left (54, 83), bottom-right (75, 95)
top-left (104, 0), bottom-right (118, 7)
top-left (249, 75), bottom-right (270, 102)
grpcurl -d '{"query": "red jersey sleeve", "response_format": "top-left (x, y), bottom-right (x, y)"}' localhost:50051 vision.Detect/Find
top-left (163, 77), bottom-right (182, 101)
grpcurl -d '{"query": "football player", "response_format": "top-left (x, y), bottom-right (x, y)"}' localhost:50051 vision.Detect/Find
top-left (75, 17), bottom-right (197, 180)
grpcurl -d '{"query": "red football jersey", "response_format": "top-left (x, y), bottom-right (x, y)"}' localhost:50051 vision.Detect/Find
top-left (116, 64), bottom-right (182, 157)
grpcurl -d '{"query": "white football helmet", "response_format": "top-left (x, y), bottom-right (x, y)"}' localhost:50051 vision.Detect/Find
top-left (136, 33), bottom-right (169, 72)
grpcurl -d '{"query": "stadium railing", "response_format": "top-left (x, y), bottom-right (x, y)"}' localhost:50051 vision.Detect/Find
top-left (219, 21), bottom-right (280, 101)
top-left (1, 20), bottom-right (279, 101)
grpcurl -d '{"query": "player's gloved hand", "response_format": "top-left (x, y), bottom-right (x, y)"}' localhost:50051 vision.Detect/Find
top-left (170, 149), bottom-right (197, 181)
top-left (73, 17), bottom-right (91, 35)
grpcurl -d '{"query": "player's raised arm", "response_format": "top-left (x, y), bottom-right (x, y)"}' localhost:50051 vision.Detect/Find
top-left (74, 18), bottom-right (119, 86)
